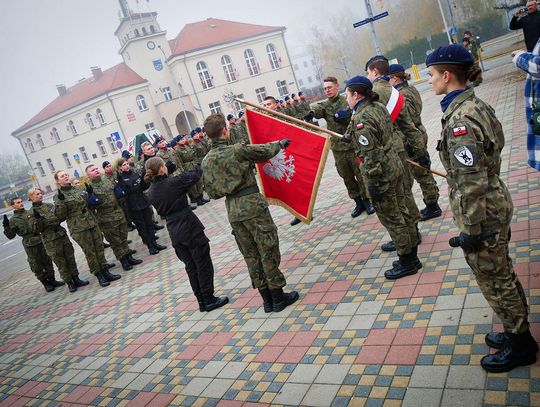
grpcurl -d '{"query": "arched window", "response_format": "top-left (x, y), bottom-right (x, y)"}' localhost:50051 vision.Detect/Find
top-left (96, 108), bottom-right (106, 125)
top-left (68, 120), bottom-right (78, 135)
top-left (142, 27), bottom-right (148, 35)
top-left (266, 43), bottom-right (280, 69)
top-left (51, 127), bottom-right (61, 142)
top-left (26, 138), bottom-right (35, 152)
top-left (86, 113), bottom-right (96, 129)
top-left (136, 95), bottom-right (148, 111)
top-left (196, 61), bottom-right (213, 89)
top-left (221, 55), bottom-right (237, 83)
top-left (36, 134), bottom-right (44, 148)
top-left (244, 49), bottom-right (259, 76)
top-left (150, 25), bottom-right (156, 33)
top-left (134, 28), bottom-right (140, 37)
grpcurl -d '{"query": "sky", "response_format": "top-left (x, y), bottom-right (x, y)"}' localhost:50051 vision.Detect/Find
top-left (0, 0), bottom-right (368, 156)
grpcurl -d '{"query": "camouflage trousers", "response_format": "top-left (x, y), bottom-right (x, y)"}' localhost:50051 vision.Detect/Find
top-left (464, 222), bottom-right (529, 334)
top-left (398, 151), bottom-right (421, 224)
top-left (99, 219), bottom-right (130, 260)
top-left (72, 227), bottom-right (107, 276)
top-left (410, 159), bottom-right (440, 205)
top-left (24, 243), bottom-right (54, 281)
top-left (371, 166), bottom-right (419, 255)
top-left (231, 209), bottom-right (286, 289)
top-left (333, 149), bottom-right (366, 200)
top-left (118, 198), bottom-right (133, 225)
top-left (43, 236), bottom-right (79, 282)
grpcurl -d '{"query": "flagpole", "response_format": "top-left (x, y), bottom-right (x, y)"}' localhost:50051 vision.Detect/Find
top-left (235, 98), bottom-right (344, 139)
top-left (406, 159), bottom-right (447, 178)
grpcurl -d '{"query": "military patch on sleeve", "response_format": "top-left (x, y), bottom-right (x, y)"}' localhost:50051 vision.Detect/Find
top-left (358, 135), bottom-right (369, 146)
top-left (453, 145), bottom-right (474, 166)
top-left (356, 123), bottom-right (364, 129)
top-left (452, 125), bottom-right (468, 136)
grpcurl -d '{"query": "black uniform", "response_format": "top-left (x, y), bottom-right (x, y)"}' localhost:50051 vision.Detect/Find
top-left (146, 168), bottom-right (215, 302)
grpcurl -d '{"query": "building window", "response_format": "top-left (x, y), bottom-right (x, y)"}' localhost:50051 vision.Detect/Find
top-left (136, 95), bottom-right (148, 111)
top-left (303, 61), bottom-right (308, 68)
top-left (244, 49), bottom-right (259, 76)
top-left (150, 25), bottom-right (156, 33)
top-left (96, 109), bottom-right (106, 125)
top-left (62, 153), bottom-right (72, 168)
top-left (51, 127), bottom-right (61, 142)
top-left (255, 87), bottom-right (267, 103)
top-left (96, 140), bottom-right (107, 156)
top-left (299, 79), bottom-right (304, 86)
top-left (26, 138), bottom-right (35, 152)
top-left (233, 94), bottom-right (244, 113)
top-left (267, 43), bottom-right (280, 70)
top-left (145, 122), bottom-right (156, 133)
top-left (36, 134), bottom-right (45, 148)
top-left (107, 135), bottom-right (118, 153)
top-left (46, 158), bottom-right (55, 172)
top-left (86, 113), bottom-right (96, 129)
top-left (209, 101), bottom-right (222, 114)
top-left (221, 55), bottom-right (237, 83)
top-left (162, 87), bottom-right (172, 101)
top-left (196, 61), bottom-right (213, 89)
top-left (134, 28), bottom-right (140, 37)
top-left (142, 27), bottom-right (148, 36)
top-left (79, 147), bottom-right (89, 162)
top-left (36, 162), bottom-right (45, 176)
top-left (276, 80), bottom-right (288, 97)
top-left (68, 120), bottom-right (78, 135)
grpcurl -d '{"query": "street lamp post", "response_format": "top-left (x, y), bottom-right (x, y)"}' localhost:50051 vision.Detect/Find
top-left (436, 0), bottom-right (453, 44)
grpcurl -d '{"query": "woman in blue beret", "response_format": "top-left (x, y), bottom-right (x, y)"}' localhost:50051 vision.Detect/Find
top-left (426, 44), bottom-right (537, 372)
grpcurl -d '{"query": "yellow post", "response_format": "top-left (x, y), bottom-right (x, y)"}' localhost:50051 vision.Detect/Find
top-left (412, 64), bottom-right (420, 81)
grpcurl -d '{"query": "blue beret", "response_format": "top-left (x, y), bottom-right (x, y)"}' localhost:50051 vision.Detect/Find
top-left (190, 129), bottom-right (197, 137)
top-left (365, 55), bottom-right (388, 71)
top-left (121, 150), bottom-right (132, 159)
top-left (227, 114), bottom-right (234, 121)
top-left (102, 160), bottom-right (110, 169)
top-left (195, 127), bottom-right (202, 133)
top-left (284, 95), bottom-right (290, 101)
top-left (388, 64), bottom-right (405, 75)
top-left (426, 44), bottom-right (474, 67)
top-left (238, 110), bottom-right (244, 118)
top-left (345, 75), bottom-right (373, 90)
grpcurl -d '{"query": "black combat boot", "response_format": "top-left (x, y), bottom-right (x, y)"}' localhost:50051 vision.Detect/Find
top-left (129, 249), bottom-right (137, 255)
top-left (381, 241), bottom-right (396, 252)
top-left (127, 223), bottom-right (136, 232)
top-left (73, 276), bottom-right (89, 287)
top-left (290, 217), bottom-right (301, 226)
top-left (420, 202), bottom-right (442, 221)
top-left (148, 243), bottom-right (160, 255)
top-left (40, 279), bottom-right (55, 292)
top-left (196, 297), bottom-right (205, 312)
top-left (384, 252), bottom-right (418, 280)
top-left (258, 287), bottom-right (273, 313)
top-left (480, 330), bottom-right (538, 373)
top-left (48, 278), bottom-right (65, 288)
top-left (392, 246), bottom-right (422, 270)
top-left (103, 268), bottom-right (121, 282)
top-left (127, 254), bottom-right (142, 265)
top-left (363, 198), bottom-right (375, 215)
top-left (120, 255), bottom-right (133, 271)
top-left (269, 287), bottom-right (299, 312)
top-left (485, 332), bottom-right (512, 349)
top-left (202, 295), bottom-right (229, 312)
top-left (196, 197), bottom-right (208, 206)
top-left (106, 263), bottom-right (116, 269)
top-left (153, 241), bottom-right (167, 251)
top-left (67, 280), bottom-right (77, 293)
top-left (154, 224), bottom-right (165, 231)
top-left (351, 198), bottom-right (365, 218)
top-left (96, 272), bottom-right (110, 287)
top-left (127, 239), bottom-right (132, 244)
top-left (103, 241), bottom-right (111, 248)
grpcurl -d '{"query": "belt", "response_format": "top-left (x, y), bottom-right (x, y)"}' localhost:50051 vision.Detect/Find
top-left (227, 185), bottom-right (259, 200)
top-left (165, 206), bottom-right (191, 222)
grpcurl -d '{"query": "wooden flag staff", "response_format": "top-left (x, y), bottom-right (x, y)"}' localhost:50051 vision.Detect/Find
top-left (406, 159), bottom-right (447, 178)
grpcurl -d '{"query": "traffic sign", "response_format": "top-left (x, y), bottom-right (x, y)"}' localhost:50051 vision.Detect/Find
top-left (372, 11), bottom-right (389, 21)
top-left (353, 18), bottom-right (371, 28)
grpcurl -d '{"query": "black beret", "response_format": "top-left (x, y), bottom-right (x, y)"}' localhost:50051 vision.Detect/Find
top-left (102, 161), bottom-right (111, 169)
top-left (345, 75), bottom-right (373, 90)
top-left (284, 95), bottom-right (290, 101)
top-left (190, 129), bottom-right (197, 137)
top-left (388, 64), bottom-right (405, 75)
top-left (426, 44), bottom-right (474, 67)
top-left (298, 91), bottom-right (304, 96)
top-left (195, 127), bottom-right (202, 133)
top-left (291, 93), bottom-right (296, 98)
top-left (227, 114), bottom-right (234, 121)
top-left (238, 110), bottom-right (244, 118)
top-left (365, 55), bottom-right (388, 71)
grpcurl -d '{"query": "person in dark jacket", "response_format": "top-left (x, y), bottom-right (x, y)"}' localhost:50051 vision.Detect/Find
top-left (144, 156), bottom-right (228, 312)
top-left (509, 0), bottom-right (540, 52)
top-left (115, 157), bottom-right (166, 256)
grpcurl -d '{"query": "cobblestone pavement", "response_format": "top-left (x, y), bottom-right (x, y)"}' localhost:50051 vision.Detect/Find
top-left (0, 61), bottom-right (539, 407)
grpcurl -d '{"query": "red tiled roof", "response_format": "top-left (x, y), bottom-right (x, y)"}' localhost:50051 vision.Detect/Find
top-left (169, 18), bottom-right (285, 56)
top-left (13, 63), bottom-right (146, 135)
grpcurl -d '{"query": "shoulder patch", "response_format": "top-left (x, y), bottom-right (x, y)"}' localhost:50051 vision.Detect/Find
top-left (453, 146), bottom-right (474, 166)
top-left (453, 125), bottom-right (468, 136)
top-left (356, 123), bottom-right (364, 129)
top-left (358, 135), bottom-right (369, 146)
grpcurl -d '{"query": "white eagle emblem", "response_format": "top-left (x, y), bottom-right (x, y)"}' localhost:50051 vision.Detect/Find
top-left (262, 149), bottom-right (295, 183)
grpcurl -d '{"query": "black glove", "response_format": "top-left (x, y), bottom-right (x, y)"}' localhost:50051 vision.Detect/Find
top-left (279, 139), bottom-right (291, 149)
top-left (333, 108), bottom-right (351, 123)
top-left (448, 231), bottom-right (497, 253)
top-left (57, 189), bottom-right (65, 201)
top-left (2, 214), bottom-right (9, 228)
top-left (368, 186), bottom-right (383, 200)
top-left (87, 194), bottom-right (102, 209)
top-left (303, 111), bottom-right (315, 122)
top-left (165, 161), bottom-right (177, 174)
top-left (85, 183), bottom-right (94, 194)
top-left (417, 154), bottom-right (431, 169)
top-left (33, 209), bottom-right (41, 219)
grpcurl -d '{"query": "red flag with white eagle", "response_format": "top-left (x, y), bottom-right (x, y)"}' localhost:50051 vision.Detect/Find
top-left (386, 86), bottom-right (405, 122)
top-left (245, 108), bottom-right (330, 224)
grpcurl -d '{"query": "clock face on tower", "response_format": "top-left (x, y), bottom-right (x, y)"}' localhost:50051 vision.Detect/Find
top-left (147, 41), bottom-right (156, 50)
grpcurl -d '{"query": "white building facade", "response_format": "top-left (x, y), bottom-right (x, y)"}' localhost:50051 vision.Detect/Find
top-left (12, 5), bottom-right (298, 193)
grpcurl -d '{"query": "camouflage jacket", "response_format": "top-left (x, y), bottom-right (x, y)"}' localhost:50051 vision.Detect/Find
top-left (347, 100), bottom-right (401, 193)
top-left (312, 94), bottom-right (353, 151)
top-left (174, 146), bottom-right (198, 170)
top-left (54, 184), bottom-right (98, 233)
top-left (282, 103), bottom-right (300, 118)
top-left (90, 176), bottom-right (125, 224)
top-left (293, 100), bottom-right (310, 118)
top-left (189, 138), bottom-right (209, 163)
top-left (396, 81), bottom-right (427, 136)
top-left (31, 202), bottom-right (68, 243)
top-left (3, 209), bottom-right (42, 247)
top-left (229, 121), bottom-right (250, 145)
top-left (438, 88), bottom-right (509, 235)
top-left (157, 148), bottom-right (185, 175)
top-left (202, 138), bottom-right (281, 222)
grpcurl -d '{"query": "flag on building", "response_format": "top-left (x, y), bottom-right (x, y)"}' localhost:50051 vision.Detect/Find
top-left (245, 108), bottom-right (330, 224)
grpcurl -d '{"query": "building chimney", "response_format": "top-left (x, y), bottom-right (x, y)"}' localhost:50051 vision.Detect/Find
top-left (91, 66), bottom-right (103, 81)
top-left (56, 84), bottom-right (67, 96)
